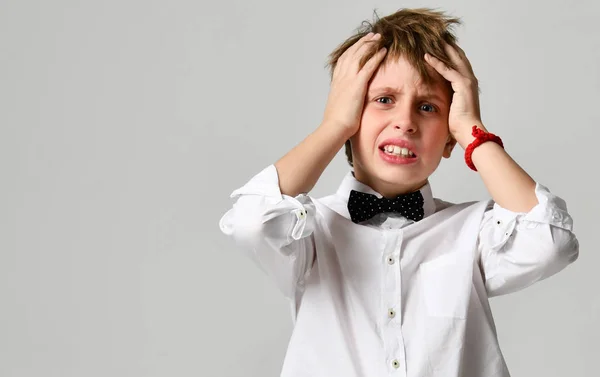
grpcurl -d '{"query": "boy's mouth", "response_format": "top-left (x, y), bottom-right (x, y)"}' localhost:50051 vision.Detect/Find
top-left (380, 145), bottom-right (417, 158)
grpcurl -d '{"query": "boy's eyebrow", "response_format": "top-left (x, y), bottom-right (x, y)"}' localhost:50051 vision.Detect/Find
top-left (369, 86), bottom-right (448, 105)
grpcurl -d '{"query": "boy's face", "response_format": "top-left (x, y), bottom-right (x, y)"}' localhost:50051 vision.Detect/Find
top-left (350, 55), bottom-right (455, 197)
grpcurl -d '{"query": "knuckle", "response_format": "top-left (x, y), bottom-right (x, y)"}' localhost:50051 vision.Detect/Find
top-left (463, 78), bottom-right (474, 86)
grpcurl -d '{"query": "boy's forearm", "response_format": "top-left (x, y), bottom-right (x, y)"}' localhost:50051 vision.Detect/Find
top-left (275, 122), bottom-right (353, 197)
top-left (454, 125), bottom-right (538, 213)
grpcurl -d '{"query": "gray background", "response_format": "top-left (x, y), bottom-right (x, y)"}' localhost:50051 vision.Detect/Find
top-left (1, 0), bottom-right (598, 376)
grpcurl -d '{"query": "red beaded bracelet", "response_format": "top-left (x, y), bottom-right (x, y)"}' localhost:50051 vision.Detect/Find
top-left (464, 125), bottom-right (504, 171)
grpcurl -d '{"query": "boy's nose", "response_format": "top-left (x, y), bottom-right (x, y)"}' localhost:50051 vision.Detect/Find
top-left (394, 122), bottom-right (417, 134)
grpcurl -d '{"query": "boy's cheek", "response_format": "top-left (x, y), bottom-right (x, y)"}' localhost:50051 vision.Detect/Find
top-left (349, 132), bottom-right (369, 160)
top-left (358, 110), bottom-right (382, 136)
top-left (358, 107), bottom-right (371, 127)
top-left (352, 123), bottom-right (375, 144)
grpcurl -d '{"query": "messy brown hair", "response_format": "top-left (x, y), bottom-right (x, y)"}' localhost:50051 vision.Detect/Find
top-left (326, 8), bottom-right (462, 166)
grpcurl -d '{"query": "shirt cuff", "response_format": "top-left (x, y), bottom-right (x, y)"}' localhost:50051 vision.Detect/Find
top-left (492, 182), bottom-right (573, 229)
top-left (228, 164), bottom-right (315, 242)
top-left (485, 183), bottom-right (573, 252)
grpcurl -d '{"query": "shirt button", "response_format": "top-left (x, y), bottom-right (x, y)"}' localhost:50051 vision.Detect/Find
top-left (386, 256), bottom-right (395, 265)
top-left (388, 309), bottom-right (396, 318)
top-left (392, 359), bottom-right (400, 369)
top-left (296, 209), bottom-right (306, 219)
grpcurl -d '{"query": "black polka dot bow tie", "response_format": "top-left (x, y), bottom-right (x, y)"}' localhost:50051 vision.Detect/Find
top-left (347, 189), bottom-right (425, 224)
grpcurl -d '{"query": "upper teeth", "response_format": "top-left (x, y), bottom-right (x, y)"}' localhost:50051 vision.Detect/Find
top-left (384, 145), bottom-right (415, 157)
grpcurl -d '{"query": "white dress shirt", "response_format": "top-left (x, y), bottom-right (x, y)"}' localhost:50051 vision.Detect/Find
top-left (219, 165), bottom-right (579, 377)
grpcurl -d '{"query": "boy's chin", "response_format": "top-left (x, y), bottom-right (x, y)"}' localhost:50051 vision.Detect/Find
top-left (368, 168), bottom-right (429, 194)
top-left (353, 158), bottom-right (429, 192)
top-left (378, 171), bottom-right (424, 186)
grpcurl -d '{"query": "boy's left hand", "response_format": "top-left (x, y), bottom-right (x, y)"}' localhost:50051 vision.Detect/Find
top-left (424, 43), bottom-right (484, 147)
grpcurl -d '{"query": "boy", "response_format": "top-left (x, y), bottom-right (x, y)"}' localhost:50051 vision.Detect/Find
top-left (219, 8), bottom-right (578, 377)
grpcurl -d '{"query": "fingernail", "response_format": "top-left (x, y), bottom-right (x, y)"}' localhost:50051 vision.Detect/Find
top-left (373, 33), bottom-right (381, 39)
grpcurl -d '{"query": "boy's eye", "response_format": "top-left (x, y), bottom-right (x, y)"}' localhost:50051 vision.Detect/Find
top-left (375, 97), bottom-right (393, 104)
top-left (420, 103), bottom-right (436, 112)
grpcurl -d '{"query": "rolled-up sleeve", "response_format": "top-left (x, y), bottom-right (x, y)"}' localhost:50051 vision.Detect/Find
top-left (478, 183), bottom-right (579, 297)
top-left (219, 165), bottom-right (317, 302)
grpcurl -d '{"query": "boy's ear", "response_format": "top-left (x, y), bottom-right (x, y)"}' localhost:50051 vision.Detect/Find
top-left (442, 135), bottom-right (457, 158)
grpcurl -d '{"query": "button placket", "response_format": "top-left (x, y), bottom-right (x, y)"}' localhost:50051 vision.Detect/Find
top-left (381, 230), bottom-right (405, 374)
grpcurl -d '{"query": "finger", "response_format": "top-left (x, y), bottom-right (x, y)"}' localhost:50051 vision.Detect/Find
top-left (444, 43), bottom-right (474, 76)
top-left (351, 33), bottom-right (381, 58)
top-left (344, 32), bottom-right (377, 59)
top-left (424, 53), bottom-right (464, 84)
top-left (358, 47), bottom-right (387, 79)
top-left (454, 44), bottom-right (467, 57)
top-left (442, 43), bottom-right (472, 77)
top-left (336, 33), bottom-right (377, 75)
top-left (453, 44), bottom-right (471, 66)
top-left (352, 37), bottom-right (381, 66)
top-left (457, 47), bottom-right (475, 74)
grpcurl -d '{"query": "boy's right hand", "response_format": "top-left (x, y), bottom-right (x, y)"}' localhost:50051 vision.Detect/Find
top-left (274, 33), bottom-right (388, 197)
top-left (323, 32), bottom-right (388, 136)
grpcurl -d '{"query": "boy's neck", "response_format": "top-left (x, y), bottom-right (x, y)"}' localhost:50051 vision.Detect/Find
top-left (352, 170), bottom-right (428, 198)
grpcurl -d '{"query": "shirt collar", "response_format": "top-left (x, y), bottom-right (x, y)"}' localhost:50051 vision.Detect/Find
top-left (335, 171), bottom-right (437, 220)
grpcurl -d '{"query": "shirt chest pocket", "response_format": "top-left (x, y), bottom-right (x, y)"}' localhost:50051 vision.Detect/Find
top-left (419, 252), bottom-right (472, 319)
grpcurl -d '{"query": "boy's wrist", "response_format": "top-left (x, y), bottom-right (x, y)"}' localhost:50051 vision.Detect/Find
top-left (319, 120), bottom-right (357, 140)
top-left (452, 121), bottom-right (488, 150)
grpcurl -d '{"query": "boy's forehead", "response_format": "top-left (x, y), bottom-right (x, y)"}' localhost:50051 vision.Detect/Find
top-left (370, 56), bottom-right (447, 94)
